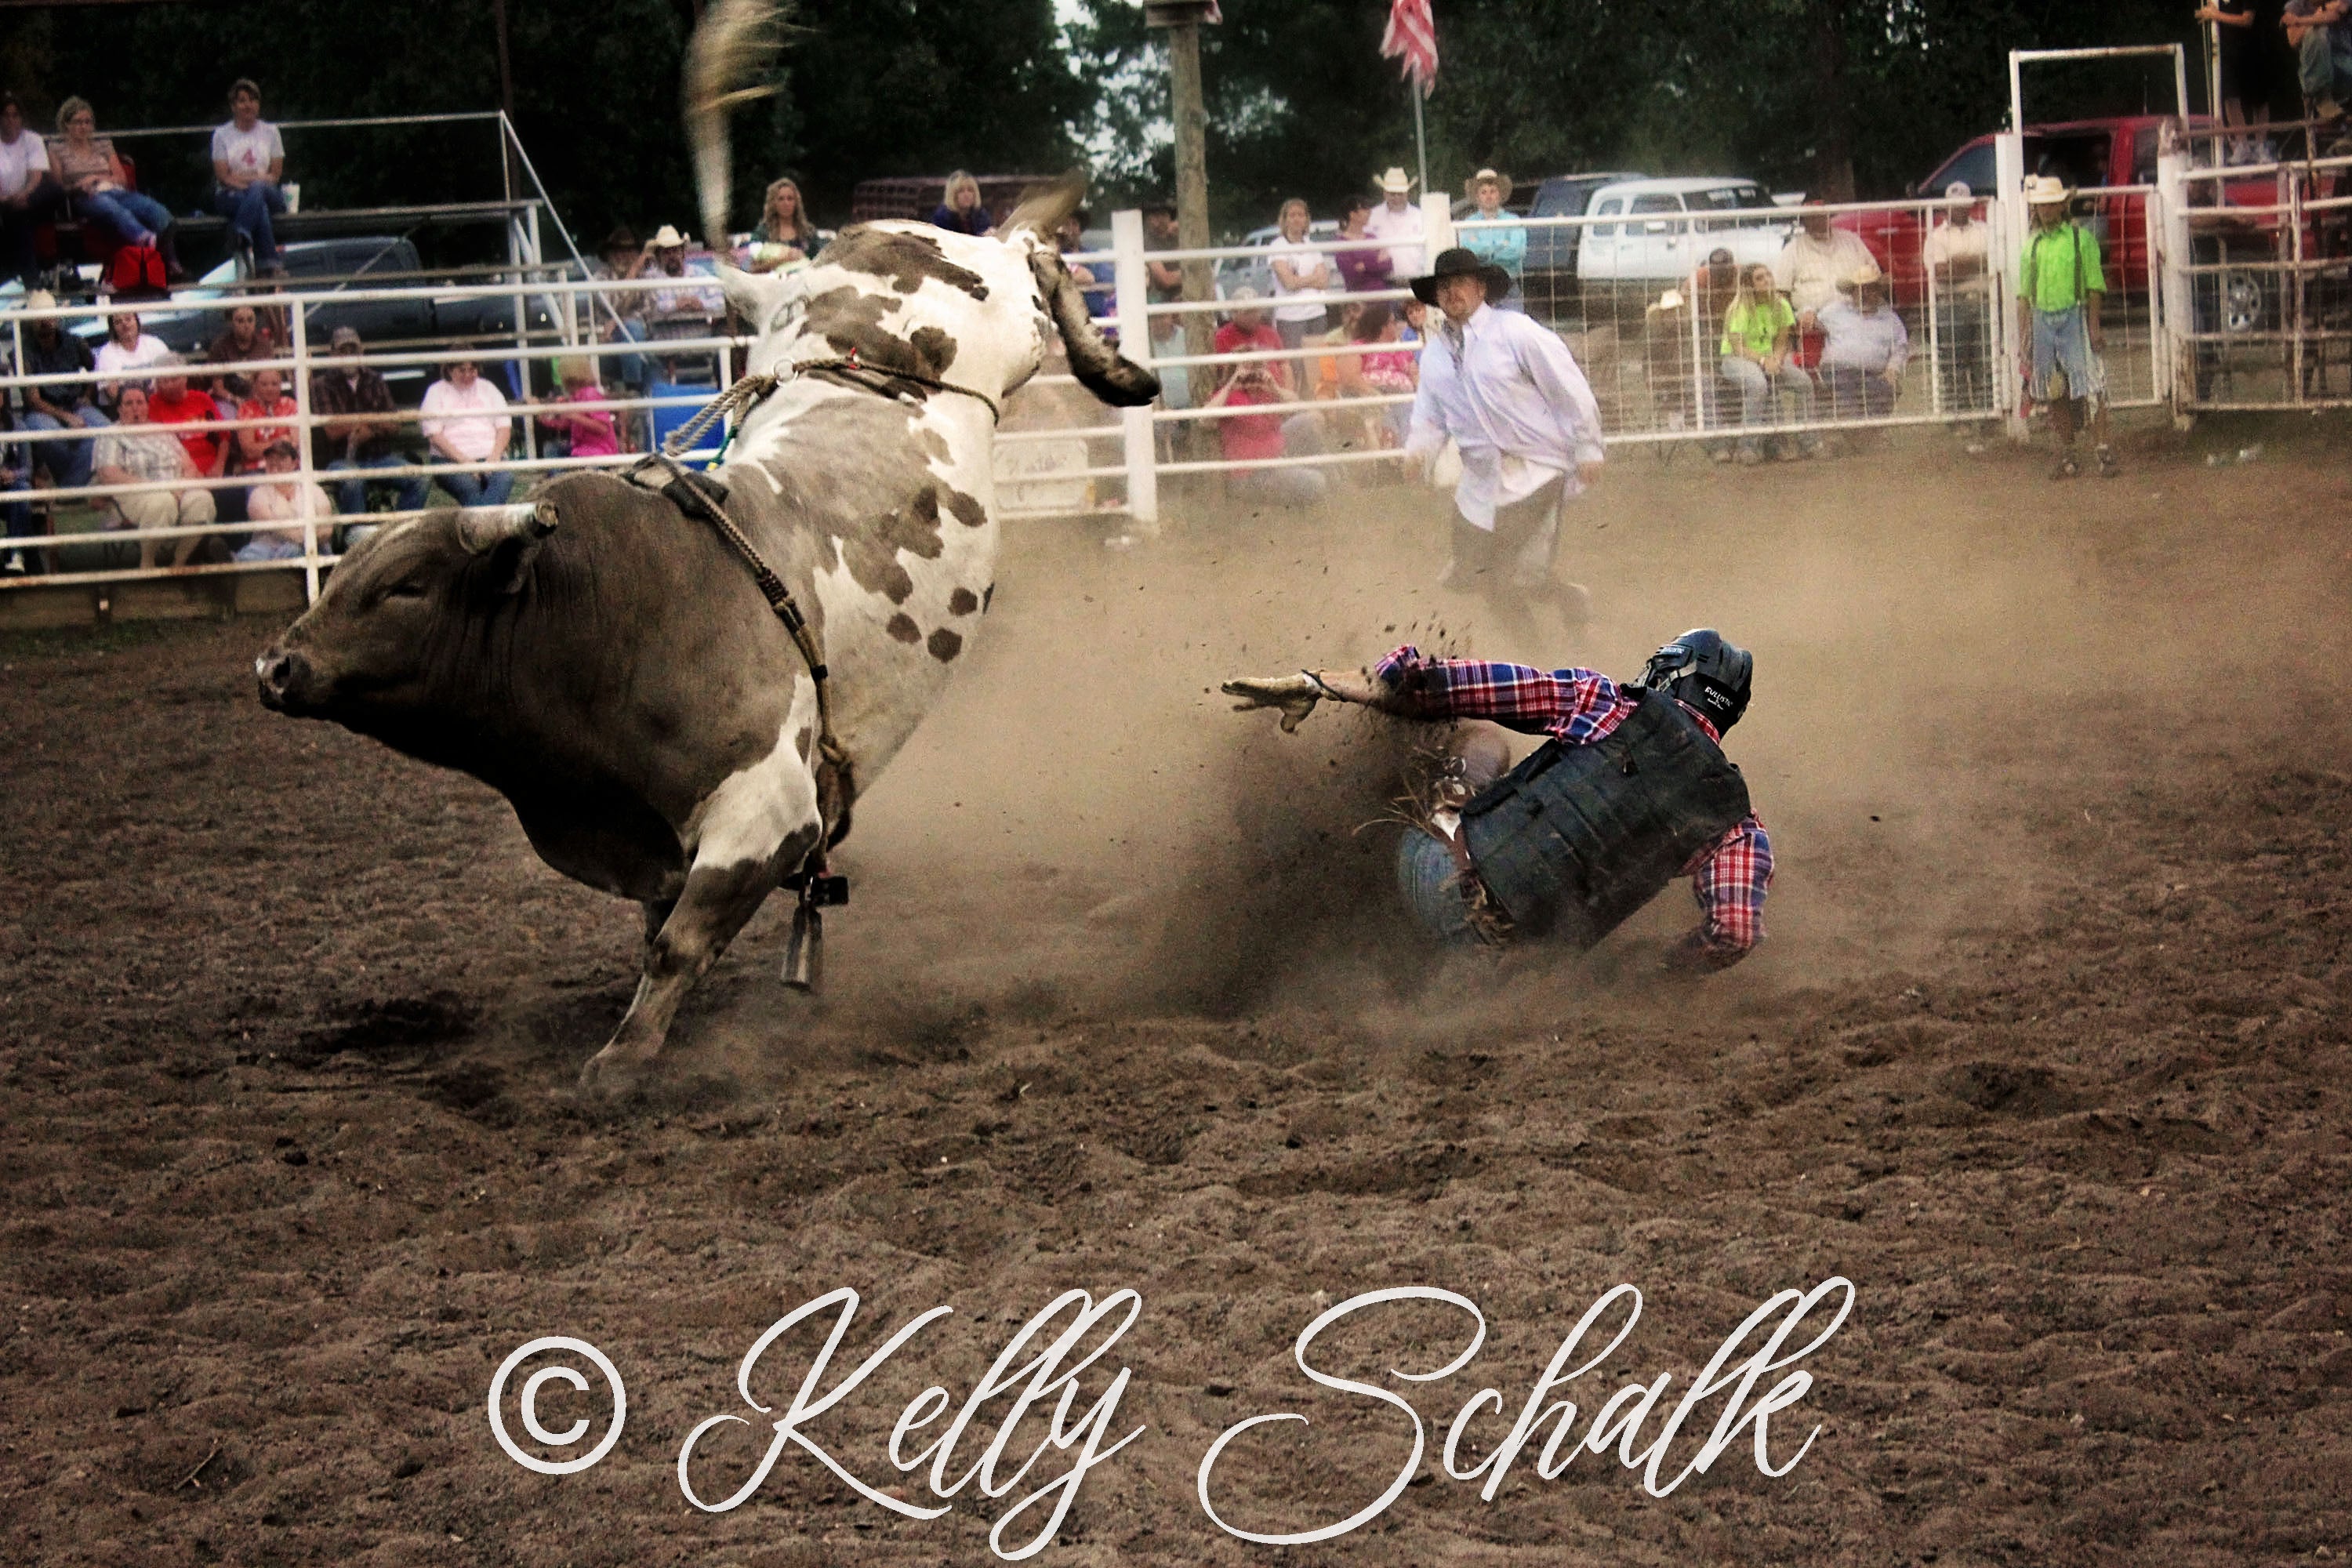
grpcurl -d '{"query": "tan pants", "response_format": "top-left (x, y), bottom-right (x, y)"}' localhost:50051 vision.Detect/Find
top-left (113, 486), bottom-right (219, 568)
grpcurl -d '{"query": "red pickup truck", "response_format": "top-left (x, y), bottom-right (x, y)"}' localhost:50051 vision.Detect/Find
top-left (1840, 115), bottom-right (2275, 307)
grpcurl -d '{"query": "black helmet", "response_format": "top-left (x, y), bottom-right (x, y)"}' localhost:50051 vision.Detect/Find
top-left (1640, 629), bottom-right (1752, 734)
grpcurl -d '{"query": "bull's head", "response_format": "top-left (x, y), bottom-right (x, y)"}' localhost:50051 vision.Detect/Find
top-left (256, 503), bottom-right (557, 727)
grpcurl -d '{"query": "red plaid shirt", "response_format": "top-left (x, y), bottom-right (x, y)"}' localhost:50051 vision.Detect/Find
top-left (1374, 646), bottom-right (1772, 964)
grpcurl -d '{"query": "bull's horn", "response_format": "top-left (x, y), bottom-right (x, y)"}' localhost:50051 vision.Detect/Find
top-left (456, 500), bottom-right (559, 554)
top-left (1032, 252), bottom-right (1161, 408)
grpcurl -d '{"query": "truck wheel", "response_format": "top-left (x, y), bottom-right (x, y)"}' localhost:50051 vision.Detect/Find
top-left (2220, 268), bottom-right (2267, 335)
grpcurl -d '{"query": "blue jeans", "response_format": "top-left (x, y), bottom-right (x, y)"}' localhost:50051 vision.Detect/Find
top-left (434, 460), bottom-right (514, 508)
top-left (78, 188), bottom-right (174, 245)
top-left (327, 453), bottom-right (428, 515)
top-left (2297, 25), bottom-right (2352, 103)
top-left (211, 182), bottom-right (286, 267)
top-left (24, 406), bottom-right (111, 492)
top-left (2, 455), bottom-right (31, 542)
top-left (1719, 355), bottom-right (1820, 454)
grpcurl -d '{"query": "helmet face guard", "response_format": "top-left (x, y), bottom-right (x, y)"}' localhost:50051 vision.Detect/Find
top-left (1642, 629), bottom-right (1752, 733)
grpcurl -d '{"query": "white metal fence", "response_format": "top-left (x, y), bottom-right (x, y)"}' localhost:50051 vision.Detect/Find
top-left (2, 153), bottom-right (2313, 603)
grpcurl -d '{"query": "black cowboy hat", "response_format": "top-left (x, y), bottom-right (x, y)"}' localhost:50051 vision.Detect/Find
top-left (1410, 246), bottom-right (1513, 306)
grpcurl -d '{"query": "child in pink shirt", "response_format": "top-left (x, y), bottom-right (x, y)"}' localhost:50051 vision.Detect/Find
top-left (538, 358), bottom-right (621, 459)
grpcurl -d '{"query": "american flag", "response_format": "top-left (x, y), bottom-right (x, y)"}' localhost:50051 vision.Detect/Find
top-left (1380, 0), bottom-right (1438, 96)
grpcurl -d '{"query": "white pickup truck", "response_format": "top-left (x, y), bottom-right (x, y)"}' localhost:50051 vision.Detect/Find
top-left (1573, 176), bottom-right (1794, 290)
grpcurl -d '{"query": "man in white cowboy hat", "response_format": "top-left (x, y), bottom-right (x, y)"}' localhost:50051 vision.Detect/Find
top-left (1403, 246), bottom-right (1602, 629)
top-left (2016, 174), bottom-right (2116, 479)
top-left (1365, 166), bottom-right (1426, 278)
top-left (1816, 261), bottom-right (1908, 431)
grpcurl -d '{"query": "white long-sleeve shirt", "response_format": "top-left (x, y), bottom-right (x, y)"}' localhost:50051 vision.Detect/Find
top-left (1363, 200), bottom-right (1426, 279)
top-left (1405, 304), bottom-right (1606, 530)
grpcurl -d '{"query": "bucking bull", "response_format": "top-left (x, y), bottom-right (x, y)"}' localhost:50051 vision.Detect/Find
top-left (254, 0), bottom-right (1157, 1092)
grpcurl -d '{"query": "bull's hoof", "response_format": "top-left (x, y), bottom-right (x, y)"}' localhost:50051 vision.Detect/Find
top-left (577, 1044), bottom-right (659, 1098)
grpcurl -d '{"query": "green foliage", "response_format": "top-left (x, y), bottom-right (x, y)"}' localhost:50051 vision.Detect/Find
top-left (6, 0), bottom-right (2241, 258)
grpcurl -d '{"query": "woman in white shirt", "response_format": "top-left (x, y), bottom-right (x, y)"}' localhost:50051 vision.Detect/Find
top-left (1267, 198), bottom-right (1334, 353)
top-left (93, 310), bottom-right (171, 409)
top-left (419, 354), bottom-right (516, 507)
top-left (209, 78), bottom-right (287, 275)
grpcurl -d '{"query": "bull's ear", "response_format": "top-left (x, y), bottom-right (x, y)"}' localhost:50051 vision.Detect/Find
top-left (456, 499), bottom-right (560, 594)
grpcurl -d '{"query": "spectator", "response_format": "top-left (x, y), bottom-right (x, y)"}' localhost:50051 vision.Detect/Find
top-left (1458, 169), bottom-right (1527, 311)
top-left (210, 78), bottom-right (288, 275)
top-left (591, 226), bottom-right (652, 394)
top-left (146, 357), bottom-right (227, 479)
top-left (0, 93), bottom-right (64, 288)
top-left (1773, 201), bottom-right (1875, 366)
top-left (49, 97), bottom-right (184, 277)
top-left (2285, 0), bottom-right (2352, 120)
top-left (1364, 166), bottom-right (1426, 278)
top-left (1399, 296), bottom-right (1429, 342)
top-left (930, 171), bottom-right (993, 236)
top-left (1334, 299), bottom-right (1419, 444)
top-left (421, 353), bottom-right (516, 507)
top-left (748, 176), bottom-right (819, 273)
top-left (644, 226), bottom-right (724, 321)
top-left (1054, 212), bottom-right (1113, 326)
top-left (535, 357), bottom-right (622, 460)
top-left (1719, 262), bottom-right (1819, 464)
top-left (1332, 194), bottom-right (1393, 293)
top-left (2197, 2), bottom-right (2267, 158)
top-left (93, 309), bottom-right (170, 408)
top-left (92, 384), bottom-right (216, 568)
top-left (1674, 247), bottom-right (1743, 458)
top-left (1267, 198), bottom-right (1334, 351)
top-left (2016, 175), bottom-right (2115, 479)
top-left (1208, 288), bottom-right (1327, 507)
top-left (1143, 201), bottom-right (1183, 303)
top-left (1, 400), bottom-right (32, 575)
top-left (311, 325), bottom-right (426, 516)
top-left (234, 441), bottom-right (332, 562)
top-left (232, 366), bottom-right (298, 474)
top-left (17, 292), bottom-right (111, 494)
top-left (205, 303), bottom-right (278, 413)
top-left (1817, 264), bottom-right (1908, 430)
top-left (1922, 183), bottom-right (1994, 419)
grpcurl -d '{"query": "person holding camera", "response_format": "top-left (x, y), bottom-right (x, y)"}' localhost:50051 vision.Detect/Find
top-left (1207, 289), bottom-right (1328, 507)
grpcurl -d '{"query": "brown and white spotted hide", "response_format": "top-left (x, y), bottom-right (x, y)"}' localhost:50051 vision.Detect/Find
top-left (255, 210), bottom-right (1156, 1095)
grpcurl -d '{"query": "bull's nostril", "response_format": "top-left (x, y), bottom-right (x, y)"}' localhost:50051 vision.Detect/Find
top-left (258, 649), bottom-right (299, 703)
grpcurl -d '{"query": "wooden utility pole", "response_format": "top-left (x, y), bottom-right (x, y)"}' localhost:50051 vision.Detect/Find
top-left (1147, 0), bottom-right (1217, 360)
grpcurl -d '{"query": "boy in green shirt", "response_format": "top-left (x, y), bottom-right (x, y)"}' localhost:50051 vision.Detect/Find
top-left (2016, 176), bottom-right (2117, 479)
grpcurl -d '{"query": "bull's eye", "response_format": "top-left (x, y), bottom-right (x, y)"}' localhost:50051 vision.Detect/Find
top-left (383, 579), bottom-right (430, 601)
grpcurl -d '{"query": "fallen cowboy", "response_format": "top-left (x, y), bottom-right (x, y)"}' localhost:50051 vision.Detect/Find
top-left (1223, 630), bottom-right (1772, 968)
top-left (252, 0), bottom-right (1157, 1094)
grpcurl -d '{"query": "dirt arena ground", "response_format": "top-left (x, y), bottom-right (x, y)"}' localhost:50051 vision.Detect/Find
top-left (2, 423), bottom-right (2349, 1566)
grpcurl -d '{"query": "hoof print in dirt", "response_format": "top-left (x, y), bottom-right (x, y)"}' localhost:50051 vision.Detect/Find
top-left (288, 992), bottom-right (479, 1069)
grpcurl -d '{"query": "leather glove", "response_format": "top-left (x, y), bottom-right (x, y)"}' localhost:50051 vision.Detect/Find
top-left (1221, 672), bottom-right (1324, 733)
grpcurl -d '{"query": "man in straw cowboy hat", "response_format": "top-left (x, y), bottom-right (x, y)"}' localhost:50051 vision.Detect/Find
top-left (1403, 246), bottom-right (1602, 629)
top-left (2016, 174), bottom-right (2117, 479)
top-left (1365, 165), bottom-right (1427, 278)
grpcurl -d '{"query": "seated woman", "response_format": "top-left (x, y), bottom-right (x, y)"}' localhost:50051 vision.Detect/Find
top-left (1816, 265), bottom-right (1909, 429)
top-left (210, 78), bottom-right (288, 275)
top-left (746, 176), bottom-right (819, 273)
top-left (232, 365), bottom-right (298, 492)
top-left (234, 440), bottom-right (333, 562)
top-left (419, 354), bottom-right (515, 508)
top-left (534, 357), bottom-right (622, 461)
top-left (1718, 263), bottom-right (1820, 463)
top-left (1334, 300), bottom-right (1419, 446)
top-left (929, 170), bottom-right (993, 236)
top-left (91, 384), bottom-right (216, 569)
top-left (49, 97), bottom-right (183, 276)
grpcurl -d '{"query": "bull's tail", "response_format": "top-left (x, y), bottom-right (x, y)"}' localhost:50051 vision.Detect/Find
top-left (684, 0), bottom-right (790, 262)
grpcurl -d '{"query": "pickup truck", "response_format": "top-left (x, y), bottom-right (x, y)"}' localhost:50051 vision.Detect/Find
top-left (71, 237), bottom-right (563, 396)
top-left (1575, 177), bottom-right (1794, 321)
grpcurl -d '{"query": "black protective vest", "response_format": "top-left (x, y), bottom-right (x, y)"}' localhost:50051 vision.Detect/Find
top-left (1457, 688), bottom-right (1751, 947)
